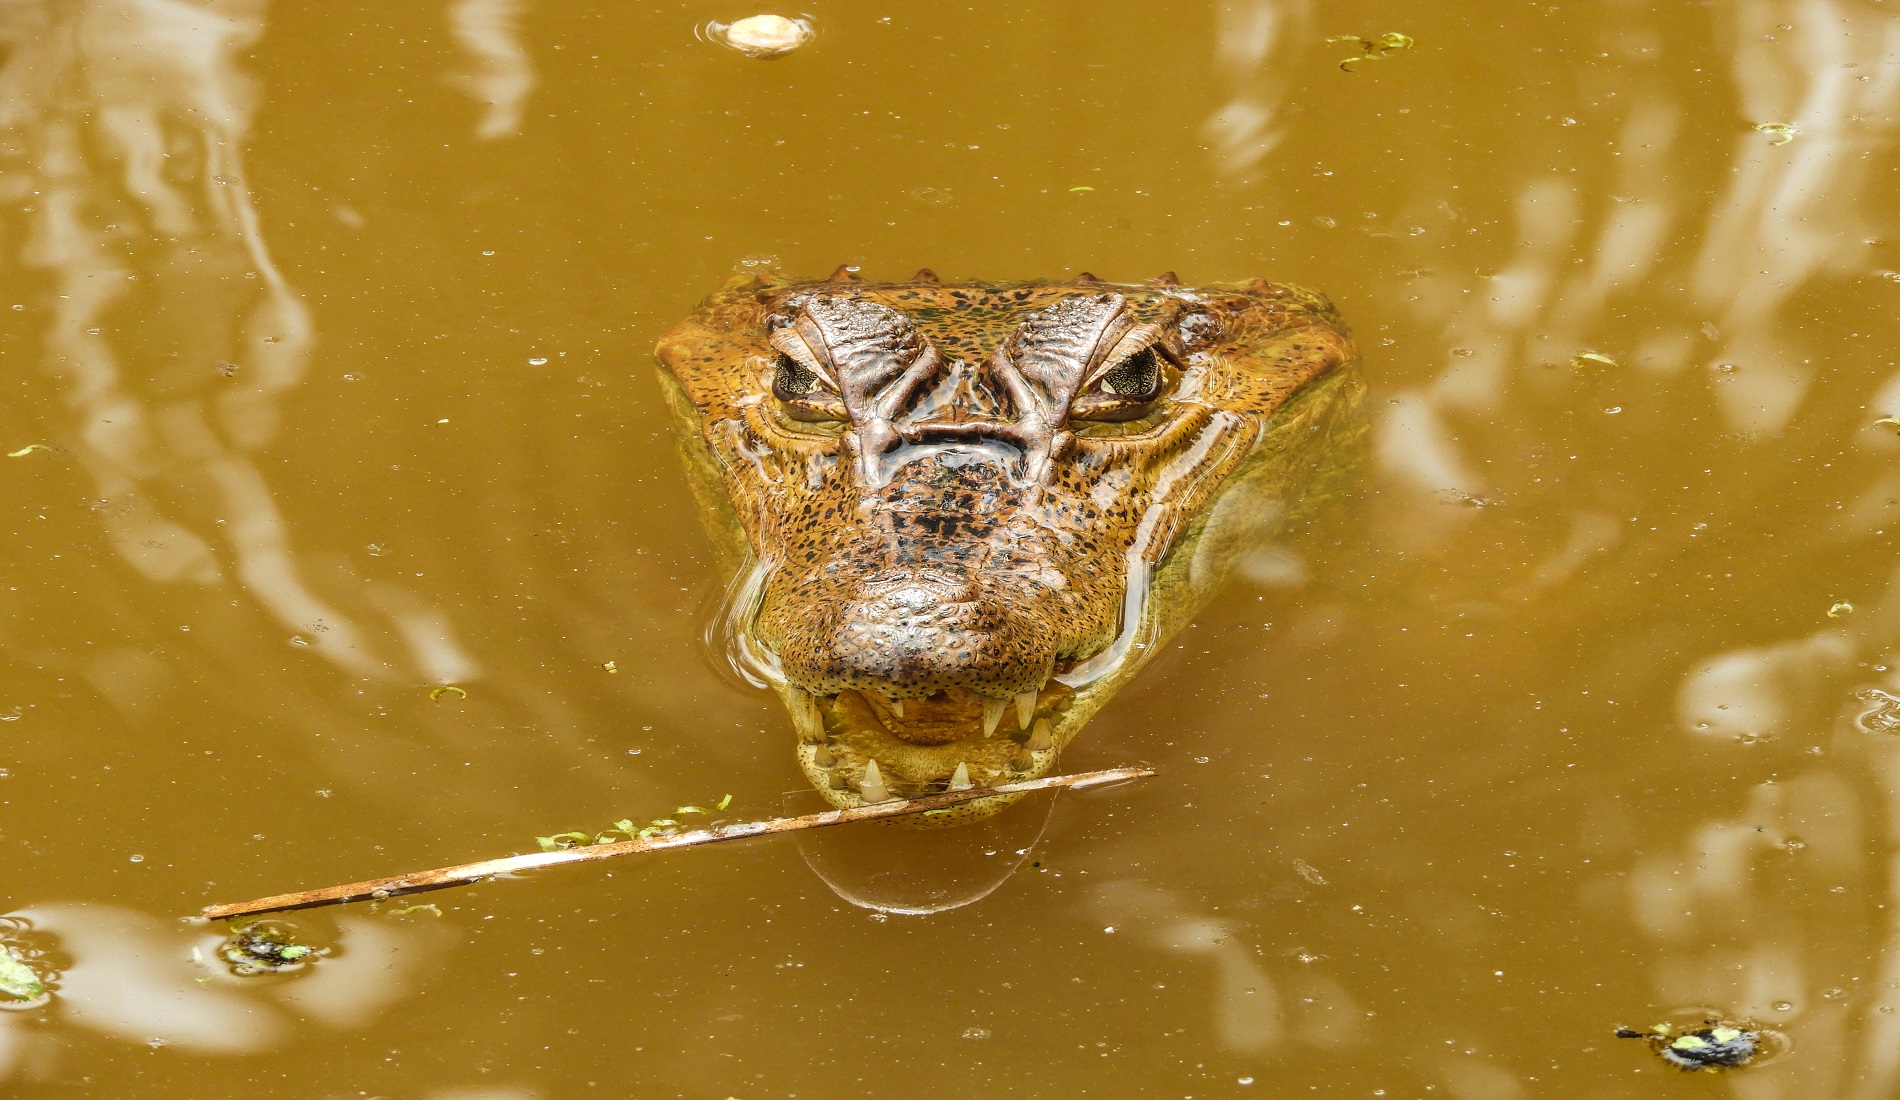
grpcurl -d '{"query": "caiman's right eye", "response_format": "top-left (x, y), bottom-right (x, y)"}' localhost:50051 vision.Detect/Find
top-left (773, 352), bottom-right (818, 395)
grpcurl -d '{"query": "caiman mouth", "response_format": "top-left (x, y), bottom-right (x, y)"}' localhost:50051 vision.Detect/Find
top-left (777, 674), bottom-right (1086, 825)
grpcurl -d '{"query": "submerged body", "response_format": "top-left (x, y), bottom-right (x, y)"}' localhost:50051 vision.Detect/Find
top-left (656, 271), bottom-right (1364, 822)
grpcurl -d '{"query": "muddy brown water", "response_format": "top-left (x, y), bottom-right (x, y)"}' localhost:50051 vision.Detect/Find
top-left (3, 1), bottom-right (1900, 1096)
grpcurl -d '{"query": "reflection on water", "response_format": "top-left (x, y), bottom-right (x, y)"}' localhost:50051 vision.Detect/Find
top-left (445, 0), bottom-right (536, 141)
top-left (0, 0), bottom-right (474, 683)
top-left (0, 904), bottom-right (445, 1080)
top-left (2, 0), bottom-right (1900, 1095)
top-left (792, 789), bottom-right (1055, 914)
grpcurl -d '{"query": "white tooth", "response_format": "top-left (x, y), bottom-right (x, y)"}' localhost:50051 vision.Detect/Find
top-left (1028, 717), bottom-right (1053, 753)
top-left (793, 691), bottom-right (825, 741)
top-left (813, 744), bottom-right (835, 769)
top-left (982, 698), bottom-right (1007, 737)
top-left (860, 759), bottom-right (891, 803)
top-left (888, 697), bottom-right (904, 718)
top-left (949, 762), bottom-right (973, 791)
top-left (1015, 690), bottom-right (1038, 730)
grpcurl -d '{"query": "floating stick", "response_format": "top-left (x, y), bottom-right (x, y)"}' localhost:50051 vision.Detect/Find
top-left (199, 766), bottom-right (1156, 921)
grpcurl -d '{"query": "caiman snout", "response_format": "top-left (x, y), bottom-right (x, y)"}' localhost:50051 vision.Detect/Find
top-left (768, 572), bottom-right (1062, 702)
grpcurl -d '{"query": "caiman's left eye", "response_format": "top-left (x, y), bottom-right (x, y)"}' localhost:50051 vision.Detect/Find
top-left (1099, 348), bottom-right (1160, 398)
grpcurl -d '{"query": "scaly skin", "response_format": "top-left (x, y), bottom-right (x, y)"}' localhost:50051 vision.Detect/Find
top-left (655, 270), bottom-right (1364, 824)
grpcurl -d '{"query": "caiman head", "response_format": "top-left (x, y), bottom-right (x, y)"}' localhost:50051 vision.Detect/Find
top-left (655, 270), bottom-right (1363, 824)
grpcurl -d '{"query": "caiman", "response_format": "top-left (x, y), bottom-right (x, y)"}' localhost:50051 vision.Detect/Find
top-left (655, 269), bottom-right (1364, 824)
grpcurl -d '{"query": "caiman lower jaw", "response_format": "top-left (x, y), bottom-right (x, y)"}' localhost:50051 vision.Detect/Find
top-left (778, 680), bottom-right (1083, 826)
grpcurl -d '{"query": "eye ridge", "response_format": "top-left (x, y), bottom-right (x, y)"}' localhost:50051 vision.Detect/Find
top-left (1100, 347), bottom-right (1159, 397)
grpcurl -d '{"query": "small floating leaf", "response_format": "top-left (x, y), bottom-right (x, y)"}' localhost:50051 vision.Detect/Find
top-left (601, 660), bottom-right (617, 673)
top-left (535, 831), bottom-right (592, 851)
top-left (1068, 186), bottom-right (1095, 192)
top-left (1572, 351), bottom-right (1619, 368)
top-left (1753, 122), bottom-right (1797, 146)
top-left (429, 685), bottom-right (467, 701)
top-left (0, 947), bottom-right (45, 1002)
top-left (716, 794), bottom-right (733, 810)
top-left (1709, 1027), bottom-right (1742, 1043)
top-left (1828, 602), bottom-right (1853, 618)
top-left (1328, 31), bottom-right (1414, 71)
top-left (6, 444), bottom-right (50, 458)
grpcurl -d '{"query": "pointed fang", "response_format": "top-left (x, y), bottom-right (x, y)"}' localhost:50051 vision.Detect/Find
top-left (1015, 690), bottom-right (1038, 730)
top-left (1028, 718), bottom-right (1054, 753)
top-left (982, 697), bottom-right (1007, 737)
top-left (792, 690), bottom-right (824, 740)
top-left (813, 744), bottom-right (835, 768)
top-left (860, 759), bottom-right (891, 803)
top-left (887, 697), bottom-right (904, 719)
top-left (949, 762), bottom-right (973, 791)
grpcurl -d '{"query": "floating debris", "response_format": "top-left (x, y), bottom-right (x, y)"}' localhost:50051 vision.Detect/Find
top-left (216, 361), bottom-right (240, 377)
top-left (1854, 687), bottom-right (1900, 735)
top-left (1572, 351), bottom-right (1619, 369)
top-left (1069, 186), bottom-right (1096, 193)
top-left (429, 684), bottom-right (467, 701)
top-left (0, 946), bottom-right (47, 1007)
top-left (1828, 602), bottom-right (1854, 618)
top-left (1753, 122), bottom-right (1798, 146)
top-left (1328, 31), bottom-right (1414, 72)
top-left (1874, 416), bottom-right (1900, 432)
top-left (1616, 1020), bottom-right (1762, 1071)
top-left (601, 660), bottom-right (618, 674)
top-left (709, 14), bottom-right (814, 59)
top-left (385, 903), bottom-right (442, 918)
top-left (218, 921), bottom-right (324, 975)
top-left (6, 444), bottom-right (50, 457)
top-left (538, 793), bottom-right (737, 851)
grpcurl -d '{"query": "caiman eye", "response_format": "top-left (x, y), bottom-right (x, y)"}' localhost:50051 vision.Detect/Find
top-left (1071, 346), bottom-right (1170, 423)
top-left (773, 352), bottom-right (818, 395)
top-left (770, 352), bottom-right (849, 422)
top-left (1099, 347), bottom-right (1160, 398)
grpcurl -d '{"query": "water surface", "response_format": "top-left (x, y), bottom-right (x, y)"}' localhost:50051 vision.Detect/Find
top-left (3, 1), bottom-right (1900, 1096)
